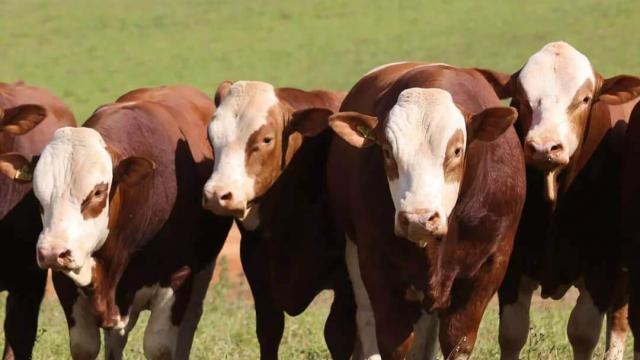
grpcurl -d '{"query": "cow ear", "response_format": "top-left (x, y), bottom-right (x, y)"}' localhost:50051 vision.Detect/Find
top-left (467, 106), bottom-right (517, 142)
top-left (214, 81), bottom-right (233, 107)
top-left (0, 104), bottom-right (47, 135)
top-left (474, 68), bottom-right (515, 100)
top-left (289, 108), bottom-right (333, 137)
top-left (329, 112), bottom-right (380, 148)
top-left (115, 157), bottom-right (155, 186)
top-left (598, 75), bottom-right (640, 105)
top-left (0, 152), bottom-right (38, 182)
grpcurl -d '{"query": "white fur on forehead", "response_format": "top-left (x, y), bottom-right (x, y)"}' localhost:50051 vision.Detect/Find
top-left (34, 127), bottom-right (113, 201)
top-left (209, 81), bottom-right (278, 146)
top-left (385, 88), bottom-right (466, 157)
top-left (520, 42), bottom-right (595, 106)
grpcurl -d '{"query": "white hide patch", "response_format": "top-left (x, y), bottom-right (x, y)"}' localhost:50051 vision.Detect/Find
top-left (384, 88), bottom-right (466, 221)
top-left (205, 81), bottom-right (278, 209)
top-left (33, 127), bottom-right (113, 281)
top-left (345, 238), bottom-right (381, 360)
top-left (519, 41), bottom-right (595, 158)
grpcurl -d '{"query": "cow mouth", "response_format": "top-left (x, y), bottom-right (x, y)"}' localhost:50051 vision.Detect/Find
top-left (406, 234), bottom-right (443, 248)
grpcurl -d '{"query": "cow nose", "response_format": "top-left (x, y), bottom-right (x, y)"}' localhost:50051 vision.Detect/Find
top-left (36, 246), bottom-right (73, 270)
top-left (525, 140), bottom-right (566, 167)
top-left (396, 210), bottom-right (446, 244)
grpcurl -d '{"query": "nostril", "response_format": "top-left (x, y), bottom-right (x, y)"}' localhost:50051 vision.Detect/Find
top-left (220, 192), bottom-right (233, 201)
top-left (427, 212), bottom-right (440, 223)
top-left (58, 250), bottom-right (72, 261)
top-left (550, 143), bottom-right (563, 153)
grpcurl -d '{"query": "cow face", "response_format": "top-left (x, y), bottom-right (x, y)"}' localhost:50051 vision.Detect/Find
top-left (330, 88), bottom-right (515, 247)
top-left (0, 127), bottom-right (154, 286)
top-left (478, 41), bottom-right (640, 201)
top-left (203, 81), bottom-right (332, 228)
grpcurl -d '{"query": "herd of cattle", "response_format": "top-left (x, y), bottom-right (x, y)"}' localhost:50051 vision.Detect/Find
top-left (1, 40), bottom-right (640, 360)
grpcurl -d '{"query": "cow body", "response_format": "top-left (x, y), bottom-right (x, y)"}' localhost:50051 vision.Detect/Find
top-left (17, 85), bottom-right (232, 359)
top-left (327, 62), bottom-right (525, 359)
top-left (0, 82), bottom-right (75, 360)
top-left (483, 42), bottom-right (640, 360)
top-left (202, 81), bottom-right (355, 359)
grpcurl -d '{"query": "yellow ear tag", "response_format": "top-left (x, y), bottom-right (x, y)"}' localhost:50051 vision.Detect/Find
top-left (357, 125), bottom-right (374, 141)
top-left (14, 165), bottom-right (33, 181)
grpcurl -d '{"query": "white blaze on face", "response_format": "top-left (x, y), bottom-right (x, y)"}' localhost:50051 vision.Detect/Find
top-left (204, 81), bottom-right (278, 209)
top-left (384, 88), bottom-right (466, 222)
top-left (519, 41), bottom-right (595, 159)
top-left (33, 127), bottom-right (112, 278)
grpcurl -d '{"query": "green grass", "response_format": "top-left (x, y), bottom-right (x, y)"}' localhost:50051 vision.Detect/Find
top-left (2, 0), bottom-right (640, 358)
top-left (2, 0), bottom-right (640, 121)
top-left (0, 264), bottom-right (634, 359)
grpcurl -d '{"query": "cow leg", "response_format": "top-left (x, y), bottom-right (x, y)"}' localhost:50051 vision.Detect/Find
top-left (567, 283), bottom-right (605, 360)
top-left (175, 260), bottom-right (216, 359)
top-left (605, 304), bottom-right (629, 360)
top-left (345, 238), bottom-right (381, 360)
top-left (498, 276), bottom-right (538, 360)
top-left (103, 310), bottom-right (141, 360)
top-left (2, 270), bottom-right (46, 360)
top-left (324, 263), bottom-right (357, 360)
top-left (406, 311), bottom-right (439, 360)
top-left (143, 287), bottom-right (179, 360)
top-left (68, 294), bottom-right (101, 360)
top-left (241, 238), bottom-right (284, 360)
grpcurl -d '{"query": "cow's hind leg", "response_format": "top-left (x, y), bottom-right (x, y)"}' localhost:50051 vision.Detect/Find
top-left (498, 276), bottom-right (538, 360)
top-left (324, 263), bottom-right (357, 360)
top-left (605, 271), bottom-right (629, 360)
top-left (175, 261), bottom-right (216, 359)
top-left (568, 282), bottom-right (605, 360)
top-left (2, 270), bottom-right (46, 360)
top-left (143, 287), bottom-right (179, 360)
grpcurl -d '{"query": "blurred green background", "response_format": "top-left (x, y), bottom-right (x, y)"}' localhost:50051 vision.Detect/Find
top-left (2, 0), bottom-right (639, 358)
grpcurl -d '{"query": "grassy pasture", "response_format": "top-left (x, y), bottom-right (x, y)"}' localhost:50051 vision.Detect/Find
top-left (2, 0), bottom-right (640, 358)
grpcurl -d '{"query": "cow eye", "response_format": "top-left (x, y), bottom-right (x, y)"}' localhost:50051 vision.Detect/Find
top-left (262, 137), bottom-right (273, 145)
top-left (582, 96), bottom-right (591, 104)
top-left (454, 147), bottom-right (463, 157)
top-left (94, 190), bottom-right (103, 198)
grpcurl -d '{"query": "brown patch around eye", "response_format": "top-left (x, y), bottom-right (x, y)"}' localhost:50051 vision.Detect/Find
top-left (567, 79), bottom-right (594, 136)
top-left (81, 182), bottom-right (109, 220)
top-left (380, 141), bottom-right (399, 181)
top-left (245, 116), bottom-right (282, 197)
top-left (444, 129), bottom-right (465, 183)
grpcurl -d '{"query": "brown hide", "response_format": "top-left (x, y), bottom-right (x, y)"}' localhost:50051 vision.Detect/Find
top-left (327, 63), bottom-right (525, 357)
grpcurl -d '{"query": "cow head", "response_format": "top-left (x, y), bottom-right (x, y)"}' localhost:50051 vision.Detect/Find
top-left (330, 88), bottom-right (516, 247)
top-left (0, 127), bottom-right (154, 286)
top-left (0, 104), bottom-right (47, 137)
top-left (478, 41), bottom-right (640, 201)
top-left (202, 80), bottom-right (332, 229)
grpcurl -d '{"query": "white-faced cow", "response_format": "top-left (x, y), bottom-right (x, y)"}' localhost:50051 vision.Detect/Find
top-left (202, 81), bottom-right (356, 359)
top-left (479, 41), bottom-right (640, 360)
top-left (325, 62), bottom-right (526, 359)
top-left (0, 85), bottom-right (233, 359)
top-left (0, 81), bottom-right (75, 360)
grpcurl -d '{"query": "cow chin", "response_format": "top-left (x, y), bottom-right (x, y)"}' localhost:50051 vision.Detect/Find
top-left (64, 256), bottom-right (96, 287)
top-left (395, 223), bottom-right (446, 248)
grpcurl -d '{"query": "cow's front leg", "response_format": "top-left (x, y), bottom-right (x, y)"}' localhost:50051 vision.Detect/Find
top-left (241, 235), bottom-right (284, 360)
top-left (324, 262), bottom-right (357, 360)
top-left (68, 294), bottom-right (101, 360)
top-left (175, 260), bottom-right (216, 359)
top-left (143, 286), bottom-right (179, 360)
top-left (498, 275), bottom-right (538, 360)
top-left (104, 309), bottom-right (141, 360)
top-left (3, 269), bottom-right (46, 360)
top-left (568, 281), bottom-right (605, 360)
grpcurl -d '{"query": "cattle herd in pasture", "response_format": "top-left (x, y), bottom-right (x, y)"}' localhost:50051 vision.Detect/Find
top-left (2, 41), bottom-right (640, 360)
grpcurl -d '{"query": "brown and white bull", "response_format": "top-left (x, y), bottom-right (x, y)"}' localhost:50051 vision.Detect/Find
top-left (0, 81), bottom-right (75, 360)
top-left (479, 41), bottom-right (640, 360)
top-left (201, 81), bottom-right (356, 359)
top-left (0, 85), bottom-right (233, 359)
top-left (621, 102), bottom-right (640, 360)
top-left (325, 62), bottom-right (526, 359)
